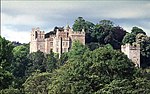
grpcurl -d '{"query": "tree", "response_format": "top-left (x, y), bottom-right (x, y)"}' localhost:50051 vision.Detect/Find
top-left (48, 46), bottom-right (141, 94)
top-left (122, 33), bottom-right (136, 44)
top-left (86, 42), bottom-right (102, 51)
top-left (111, 26), bottom-right (126, 43)
top-left (72, 17), bottom-right (87, 31)
top-left (0, 36), bottom-right (14, 70)
top-left (11, 45), bottom-right (29, 88)
top-left (26, 51), bottom-right (46, 77)
top-left (0, 68), bottom-right (14, 90)
top-left (67, 40), bottom-right (89, 59)
top-left (85, 21), bottom-right (95, 43)
top-left (136, 33), bottom-right (148, 43)
top-left (122, 27), bottom-right (146, 45)
top-left (23, 72), bottom-right (51, 94)
top-left (96, 77), bottom-right (150, 94)
top-left (131, 26), bottom-right (146, 35)
top-left (96, 79), bottom-right (133, 94)
top-left (72, 17), bottom-right (127, 50)
top-left (0, 36), bottom-right (14, 89)
top-left (45, 50), bottom-right (57, 72)
top-left (72, 17), bottom-right (95, 43)
top-left (0, 87), bottom-right (21, 94)
top-left (91, 24), bottom-right (106, 43)
top-left (92, 21), bottom-right (126, 49)
top-left (131, 77), bottom-right (150, 93)
top-left (99, 20), bottom-right (114, 30)
top-left (138, 35), bottom-right (150, 67)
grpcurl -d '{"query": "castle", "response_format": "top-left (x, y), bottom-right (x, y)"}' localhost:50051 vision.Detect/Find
top-left (121, 43), bottom-right (140, 67)
top-left (30, 26), bottom-right (140, 67)
top-left (30, 25), bottom-right (85, 56)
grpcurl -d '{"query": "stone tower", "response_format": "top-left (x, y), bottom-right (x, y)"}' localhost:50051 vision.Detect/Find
top-left (30, 27), bottom-right (45, 53)
top-left (121, 43), bottom-right (140, 67)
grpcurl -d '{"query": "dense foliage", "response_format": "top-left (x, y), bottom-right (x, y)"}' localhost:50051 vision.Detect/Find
top-left (73, 17), bottom-right (126, 49)
top-left (0, 17), bottom-right (150, 93)
top-left (23, 72), bottom-right (51, 94)
top-left (0, 36), bottom-right (14, 90)
top-left (48, 45), bottom-right (150, 94)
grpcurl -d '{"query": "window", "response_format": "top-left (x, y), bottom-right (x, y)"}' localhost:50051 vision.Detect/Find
top-left (63, 42), bottom-right (65, 46)
top-left (56, 41), bottom-right (59, 46)
top-left (64, 48), bottom-right (67, 52)
top-left (66, 42), bottom-right (68, 46)
top-left (56, 48), bottom-right (59, 52)
top-left (50, 42), bottom-right (53, 46)
top-left (35, 31), bottom-right (38, 38)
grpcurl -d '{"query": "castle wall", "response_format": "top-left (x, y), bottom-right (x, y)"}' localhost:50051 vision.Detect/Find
top-left (53, 37), bottom-right (60, 53)
top-left (69, 31), bottom-right (85, 45)
top-left (30, 41), bottom-right (38, 53)
top-left (45, 38), bottom-right (53, 53)
top-left (121, 44), bottom-right (130, 57)
top-left (62, 40), bottom-right (70, 52)
top-left (37, 41), bottom-right (45, 52)
top-left (121, 44), bottom-right (140, 67)
top-left (129, 45), bottom-right (140, 67)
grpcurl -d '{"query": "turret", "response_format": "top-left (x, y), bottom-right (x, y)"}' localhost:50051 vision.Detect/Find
top-left (31, 27), bottom-right (45, 41)
top-left (64, 25), bottom-right (72, 32)
top-left (121, 43), bottom-right (140, 67)
top-left (30, 27), bottom-right (45, 53)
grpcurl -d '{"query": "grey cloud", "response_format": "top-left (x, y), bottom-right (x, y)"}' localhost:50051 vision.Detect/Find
top-left (1, 1), bottom-right (150, 43)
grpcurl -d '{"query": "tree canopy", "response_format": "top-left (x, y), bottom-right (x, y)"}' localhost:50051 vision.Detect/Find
top-left (72, 17), bottom-right (126, 49)
top-left (0, 36), bottom-right (14, 90)
top-left (48, 45), bottom-right (150, 94)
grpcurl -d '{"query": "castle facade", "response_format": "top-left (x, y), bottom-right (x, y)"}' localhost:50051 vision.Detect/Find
top-left (30, 26), bottom-right (85, 55)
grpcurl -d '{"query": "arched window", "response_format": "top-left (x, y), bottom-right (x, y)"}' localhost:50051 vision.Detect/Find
top-left (35, 31), bottom-right (38, 39)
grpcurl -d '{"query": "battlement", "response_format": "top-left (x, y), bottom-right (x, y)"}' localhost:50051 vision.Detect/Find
top-left (55, 25), bottom-right (85, 35)
top-left (71, 29), bottom-right (85, 34)
top-left (121, 43), bottom-right (140, 50)
top-left (32, 27), bottom-right (44, 33)
top-left (70, 31), bottom-right (85, 35)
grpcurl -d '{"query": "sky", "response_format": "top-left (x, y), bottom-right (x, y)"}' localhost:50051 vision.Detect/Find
top-left (1, 0), bottom-right (150, 43)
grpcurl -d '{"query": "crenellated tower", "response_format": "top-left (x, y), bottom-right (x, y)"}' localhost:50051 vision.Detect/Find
top-left (30, 27), bottom-right (45, 53)
top-left (69, 28), bottom-right (85, 45)
top-left (121, 43), bottom-right (140, 67)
